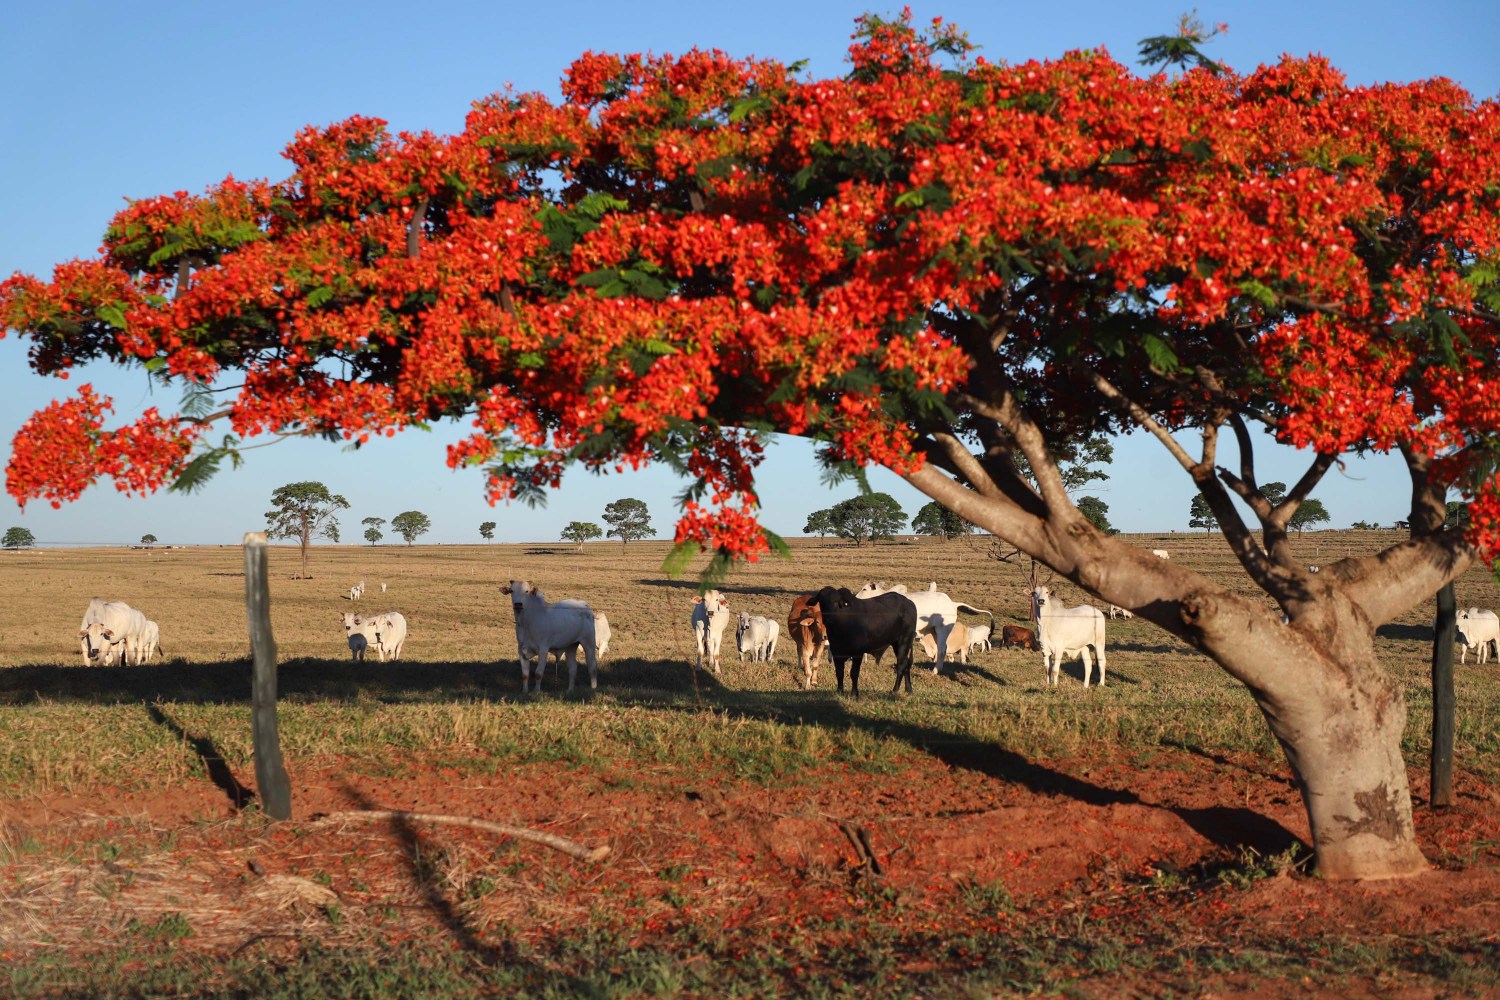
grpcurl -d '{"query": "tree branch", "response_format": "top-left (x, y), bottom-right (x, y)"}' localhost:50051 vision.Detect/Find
top-left (406, 196), bottom-right (431, 260)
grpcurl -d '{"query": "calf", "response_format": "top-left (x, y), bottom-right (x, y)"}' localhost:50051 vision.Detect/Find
top-left (342, 612), bottom-right (378, 662)
top-left (736, 613), bottom-right (780, 662)
top-left (814, 586), bottom-right (917, 697)
top-left (787, 595), bottom-right (828, 690)
top-left (965, 624), bottom-right (992, 656)
top-left (1000, 625), bottom-right (1039, 651)
top-left (1034, 586), bottom-right (1108, 686)
top-left (920, 622), bottom-right (970, 665)
top-left (691, 590), bottom-right (733, 674)
top-left (79, 598), bottom-right (146, 666)
top-left (502, 580), bottom-right (598, 692)
top-left (1107, 605), bottom-right (1134, 620)
top-left (138, 620), bottom-right (162, 663)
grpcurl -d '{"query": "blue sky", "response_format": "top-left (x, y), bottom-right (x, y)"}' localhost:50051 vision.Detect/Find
top-left (2, 1), bottom-right (1497, 546)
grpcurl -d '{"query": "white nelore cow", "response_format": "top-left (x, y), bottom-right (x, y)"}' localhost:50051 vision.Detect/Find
top-left (1151, 549), bottom-right (1170, 560)
top-left (1456, 608), bottom-right (1500, 665)
top-left (78, 598), bottom-right (147, 666)
top-left (736, 613), bottom-right (780, 662)
top-left (1033, 585), bottom-right (1108, 687)
top-left (692, 590), bottom-right (734, 674)
top-left (593, 613), bottom-right (612, 660)
top-left (1107, 605), bottom-right (1134, 620)
top-left (341, 612), bottom-right (378, 661)
top-left (966, 624), bottom-right (992, 656)
top-left (855, 582), bottom-right (994, 673)
top-left (372, 612), bottom-right (408, 661)
top-left (502, 580), bottom-right (597, 692)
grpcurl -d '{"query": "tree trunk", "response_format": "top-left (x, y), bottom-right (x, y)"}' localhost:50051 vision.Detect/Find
top-left (1430, 582), bottom-right (1456, 808)
top-left (1224, 611), bottom-right (1426, 878)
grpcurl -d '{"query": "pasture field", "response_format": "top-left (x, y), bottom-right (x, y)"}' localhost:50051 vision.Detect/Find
top-left (1, 531), bottom-right (1498, 998)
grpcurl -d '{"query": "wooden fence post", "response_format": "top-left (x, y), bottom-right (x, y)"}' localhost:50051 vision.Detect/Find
top-left (1430, 582), bottom-right (1456, 809)
top-left (243, 531), bottom-right (292, 820)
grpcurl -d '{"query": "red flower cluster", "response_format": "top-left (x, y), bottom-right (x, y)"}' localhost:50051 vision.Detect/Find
top-left (1, 12), bottom-right (1497, 559)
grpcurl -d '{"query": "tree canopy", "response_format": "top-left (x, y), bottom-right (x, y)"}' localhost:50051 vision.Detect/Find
top-left (264, 481), bottom-right (348, 577)
top-left (912, 500), bottom-right (973, 540)
top-left (2, 527), bottom-right (35, 549)
top-left (1075, 496), bottom-right (1114, 535)
top-left (479, 520), bottom-right (497, 541)
top-left (561, 520), bottom-right (602, 550)
top-left (1288, 497), bottom-right (1331, 533)
top-left (391, 510), bottom-right (432, 545)
top-left (827, 492), bottom-right (907, 546)
top-left (2, 12), bottom-right (1497, 879)
top-left (602, 498), bottom-right (654, 544)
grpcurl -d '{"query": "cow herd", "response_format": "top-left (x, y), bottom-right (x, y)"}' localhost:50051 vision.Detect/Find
top-left (70, 561), bottom-right (1500, 693)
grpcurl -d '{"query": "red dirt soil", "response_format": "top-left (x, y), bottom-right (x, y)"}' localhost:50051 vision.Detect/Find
top-left (3, 749), bottom-right (1499, 996)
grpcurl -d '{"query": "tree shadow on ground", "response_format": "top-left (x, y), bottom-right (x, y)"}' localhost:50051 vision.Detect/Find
top-left (1377, 623), bottom-right (1433, 643)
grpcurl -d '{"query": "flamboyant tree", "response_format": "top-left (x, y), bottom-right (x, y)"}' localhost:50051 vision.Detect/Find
top-left (2, 13), bottom-right (1499, 879)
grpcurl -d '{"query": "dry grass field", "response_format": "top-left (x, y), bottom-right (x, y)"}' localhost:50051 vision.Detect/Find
top-left (1, 531), bottom-right (1498, 998)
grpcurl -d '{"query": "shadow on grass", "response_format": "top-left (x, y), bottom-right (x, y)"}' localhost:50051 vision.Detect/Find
top-left (1377, 623), bottom-right (1433, 642)
top-left (4, 654), bottom-right (1301, 859)
top-left (144, 702), bottom-right (256, 812)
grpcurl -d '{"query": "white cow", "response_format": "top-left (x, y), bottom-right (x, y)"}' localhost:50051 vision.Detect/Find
top-left (1107, 605), bottom-right (1134, 620)
top-left (1152, 549), bottom-right (1170, 560)
top-left (1033, 585), bottom-right (1108, 687)
top-left (594, 612), bottom-right (612, 660)
top-left (965, 624), bottom-right (992, 656)
top-left (736, 613), bottom-right (780, 662)
top-left (349, 582), bottom-right (365, 601)
top-left (342, 612), bottom-right (378, 662)
top-left (501, 580), bottom-right (597, 692)
top-left (372, 611), bottom-right (408, 661)
top-left (137, 620), bottom-right (162, 663)
top-left (380, 581), bottom-right (388, 593)
top-left (1456, 608), bottom-right (1500, 665)
top-left (692, 590), bottom-right (734, 674)
top-left (855, 582), bottom-right (994, 673)
top-left (78, 598), bottom-right (146, 666)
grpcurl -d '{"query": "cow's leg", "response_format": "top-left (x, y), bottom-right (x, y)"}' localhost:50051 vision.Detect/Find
top-left (1096, 643), bottom-right (1107, 686)
top-left (850, 654), bottom-right (862, 698)
top-left (834, 656), bottom-right (846, 694)
top-left (564, 646), bottom-right (578, 691)
top-left (584, 643), bottom-right (598, 690)
top-left (1080, 648), bottom-right (1094, 687)
top-left (518, 645), bottom-right (532, 693)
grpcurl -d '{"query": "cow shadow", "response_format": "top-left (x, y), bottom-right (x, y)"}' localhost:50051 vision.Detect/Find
top-left (1376, 623), bottom-right (1432, 643)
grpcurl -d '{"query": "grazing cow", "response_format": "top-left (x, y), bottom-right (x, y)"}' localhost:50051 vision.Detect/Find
top-left (920, 622), bottom-right (970, 664)
top-left (691, 590), bottom-right (734, 674)
top-left (814, 586), bottom-right (918, 697)
top-left (1033, 586), bottom-right (1108, 686)
top-left (1000, 624), bottom-right (1039, 651)
top-left (593, 613), bottom-right (612, 660)
top-left (1456, 608), bottom-right (1500, 665)
top-left (501, 580), bottom-right (598, 692)
top-left (1307, 565), bottom-right (1321, 574)
top-left (380, 581), bottom-right (388, 593)
top-left (78, 598), bottom-right (146, 666)
top-left (855, 582), bottom-right (994, 673)
top-left (787, 595), bottom-right (829, 690)
top-left (137, 620), bottom-right (162, 663)
top-left (1152, 549), bottom-right (1170, 560)
top-left (965, 624), bottom-right (992, 657)
top-left (736, 613), bottom-right (780, 662)
top-left (372, 611), bottom-right (408, 662)
top-left (1107, 605), bottom-right (1134, 620)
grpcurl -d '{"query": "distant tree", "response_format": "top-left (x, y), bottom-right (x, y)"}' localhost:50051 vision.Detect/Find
top-left (1076, 496), bottom-right (1116, 535)
top-left (361, 517), bottom-right (386, 545)
top-left (561, 521), bottom-right (603, 551)
top-left (1260, 482), bottom-right (1288, 506)
top-left (1013, 433), bottom-right (1115, 493)
top-left (1351, 519), bottom-right (1378, 530)
top-left (1445, 501), bottom-right (1469, 529)
top-left (829, 493), bottom-right (906, 546)
top-left (804, 509), bottom-right (835, 538)
top-left (1188, 494), bottom-right (1218, 532)
top-left (265, 481), bottom-right (349, 578)
top-left (2, 526), bottom-right (36, 549)
top-left (391, 510), bottom-right (432, 545)
top-left (1289, 498), bottom-right (1331, 533)
top-left (602, 498), bottom-right (654, 545)
top-left (479, 520), bottom-right (497, 542)
top-left (911, 501), bottom-right (973, 540)
top-left (140, 533), bottom-right (158, 545)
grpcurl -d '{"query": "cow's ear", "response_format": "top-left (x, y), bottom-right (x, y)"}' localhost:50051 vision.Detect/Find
top-left (102, 629), bottom-right (113, 638)
top-left (78, 629), bottom-right (87, 638)
top-left (692, 597), bottom-right (704, 605)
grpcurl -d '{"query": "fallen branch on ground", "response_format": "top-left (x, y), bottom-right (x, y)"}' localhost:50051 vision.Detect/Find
top-left (308, 810), bottom-right (611, 863)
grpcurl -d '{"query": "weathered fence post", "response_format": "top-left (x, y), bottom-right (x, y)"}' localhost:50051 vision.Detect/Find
top-left (1430, 582), bottom-right (1456, 809)
top-left (243, 531), bottom-right (292, 820)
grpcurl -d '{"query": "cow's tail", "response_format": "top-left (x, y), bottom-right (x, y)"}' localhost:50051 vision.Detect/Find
top-left (958, 604), bottom-right (996, 636)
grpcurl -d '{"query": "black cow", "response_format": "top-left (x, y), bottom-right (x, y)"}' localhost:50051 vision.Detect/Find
top-left (812, 586), bottom-right (918, 697)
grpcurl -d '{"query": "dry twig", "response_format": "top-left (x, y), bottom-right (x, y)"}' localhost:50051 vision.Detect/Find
top-left (308, 811), bottom-right (610, 863)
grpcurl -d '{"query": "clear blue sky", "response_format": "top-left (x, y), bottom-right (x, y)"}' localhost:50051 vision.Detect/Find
top-left (2, 1), bottom-right (1496, 546)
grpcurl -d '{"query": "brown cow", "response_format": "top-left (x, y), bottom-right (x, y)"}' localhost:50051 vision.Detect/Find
top-left (1000, 624), bottom-right (1039, 651)
top-left (787, 594), bottom-right (829, 690)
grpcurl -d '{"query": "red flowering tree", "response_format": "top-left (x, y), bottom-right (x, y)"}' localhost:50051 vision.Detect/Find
top-left (4, 14), bottom-right (1499, 879)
